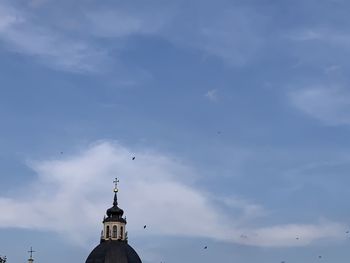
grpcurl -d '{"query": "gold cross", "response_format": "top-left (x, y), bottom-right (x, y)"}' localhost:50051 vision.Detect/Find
top-left (113, 178), bottom-right (119, 192)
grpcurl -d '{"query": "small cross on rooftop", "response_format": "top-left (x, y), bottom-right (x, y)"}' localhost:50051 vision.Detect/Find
top-left (28, 247), bottom-right (35, 260)
top-left (113, 178), bottom-right (119, 192)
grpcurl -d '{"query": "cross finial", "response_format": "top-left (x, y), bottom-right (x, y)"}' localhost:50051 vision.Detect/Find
top-left (0, 256), bottom-right (7, 263)
top-left (28, 247), bottom-right (35, 260)
top-left (113, 178), bottom-right (119, 193)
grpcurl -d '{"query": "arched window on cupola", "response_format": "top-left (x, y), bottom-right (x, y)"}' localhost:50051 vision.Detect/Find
top-left (106, 225), bottom-right (110, 238)
top-left (112, 225), bottom-right (117, 238)
top-left (120, 226), bottom-right (124, 239)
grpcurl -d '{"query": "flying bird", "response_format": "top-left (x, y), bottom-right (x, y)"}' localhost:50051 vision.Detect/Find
top-left (204, 246), bottom-right (207, 249)
top-left (132, 156), bottom-right (135, 160)
top-left (143, 225), bottom-right (146, 229)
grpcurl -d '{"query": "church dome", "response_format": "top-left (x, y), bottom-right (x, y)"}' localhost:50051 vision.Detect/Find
top-left (85, 179), bottom-right (142, 263)
top-left (104, 193), bottom-right (126, 224)
top-left (85, 240), bottom-right (142, 263)
top-left (106, 205), bottom-right (124, 217)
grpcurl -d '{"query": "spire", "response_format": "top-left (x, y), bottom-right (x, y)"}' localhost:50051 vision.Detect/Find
top-left (105, 178), bottom-right (124, 219)
top-left (113, 192), bottom-right (118, 206)
top-left (101, 178), bottom-right (127, 243)
top-left (113, 178), bottom-right (119, 206)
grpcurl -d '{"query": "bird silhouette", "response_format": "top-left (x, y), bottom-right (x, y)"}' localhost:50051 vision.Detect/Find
top-left (143, 225), bottom-right (146, 229)
top-left (132, 157), bottom-right (135, 160)
top-left (204, 246), bottom-right (207, 249)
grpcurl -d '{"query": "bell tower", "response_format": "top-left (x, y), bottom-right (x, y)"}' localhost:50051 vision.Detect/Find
top-left (100, 178), bottom-right (127, 242)
top-left (85, 179), bottom-right (142, 263)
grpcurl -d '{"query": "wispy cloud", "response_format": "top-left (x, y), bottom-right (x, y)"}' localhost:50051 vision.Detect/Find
top-left (82, 4), bottom-right (266, 66)
top-left (0, 141), bottom-right (345, 247)
top-left (0, 1), bottom-right (269, 73)
top-left (245, 222), bottom-right (344, 247)
top-left (288, 29), bottom-right (323, 41)
top-left (0, 2), bottom-right (171, 73)
top-left (324, 65), bottom-right (341, 74)
top-left (161, 6), bottom-right (266, 66)
top-left (196, 10), bottom-right (264, 66)
top-left (289, 85), bottom-right (350, 125)
top-left (28, 0), bottom-right (49, 8)
top-left (0, 4), bottom-right (21, 30)
top-left (84, 9), bottom-right (166, 38)
top-left (288, 28), bottom-right (350, 46)
top-left (0, 2), bottom-right (108, 73)
top-left (204, 89), bottom-right (219, 102)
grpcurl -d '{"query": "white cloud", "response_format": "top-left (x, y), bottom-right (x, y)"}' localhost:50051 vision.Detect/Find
top-left (289, 86), bottom-right (350, 125)
top-left (243, 222), bottom-right (344, 247)
top-left (0, 2), bottom-right (108, 73)
top-left (288, 29), bottom-right (323, 41)
top-left (0, 2), bottom-right (168, 73)
top-left (0, 3), bottom-right (23, 30)
top-left (197, 13), bottom-right (264, 66)
top-left (219, 196), bottom-right (266, 220)
top-left (162, 7), bottom-right (265, 66)
top-left (324, 65), bottom-right (341, 74)
top-left (83, 3), bottom-right (267, 67)
top-left (28, 0), bottom-right (49, 8)
top-left (205, 89), bottom-right (219, 102)
top-left (0, 141), bottom-right (346, 247)
top-left (288, 27), bottom-right (350, 48)
top-left (86, 5), bottom-right (266, 66)
top-left (0, 1), bottom-right (267, 72)
top-left (84, 10), bottom-right (165, 38)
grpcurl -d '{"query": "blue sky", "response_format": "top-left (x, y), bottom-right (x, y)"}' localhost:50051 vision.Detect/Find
top-left (1, 0), bottom-right (350, 262)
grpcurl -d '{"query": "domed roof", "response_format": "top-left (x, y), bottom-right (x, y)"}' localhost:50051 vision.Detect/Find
top-left (104, 192), bottom-right (126, 223)
top-left (106, 205), bottom-right (124, 217)
top-left (85, 240), bottom-right (142, 263)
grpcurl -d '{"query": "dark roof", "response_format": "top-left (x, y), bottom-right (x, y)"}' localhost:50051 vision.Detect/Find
top-left (85, 240), bottom-right (142, 263)
top-left (105, 193), bottom-right (124, 219)
top-left (106, 205), bottom-right (124, 217)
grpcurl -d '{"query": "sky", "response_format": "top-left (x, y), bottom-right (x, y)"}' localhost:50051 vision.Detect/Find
top-left (1, 0), bottom-right (350, 262)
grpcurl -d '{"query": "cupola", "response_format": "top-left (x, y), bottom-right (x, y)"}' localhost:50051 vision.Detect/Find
top-left (101, 178), bottom-right (127, 242)
top-left (85, 179), bottom-right (142, 263)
